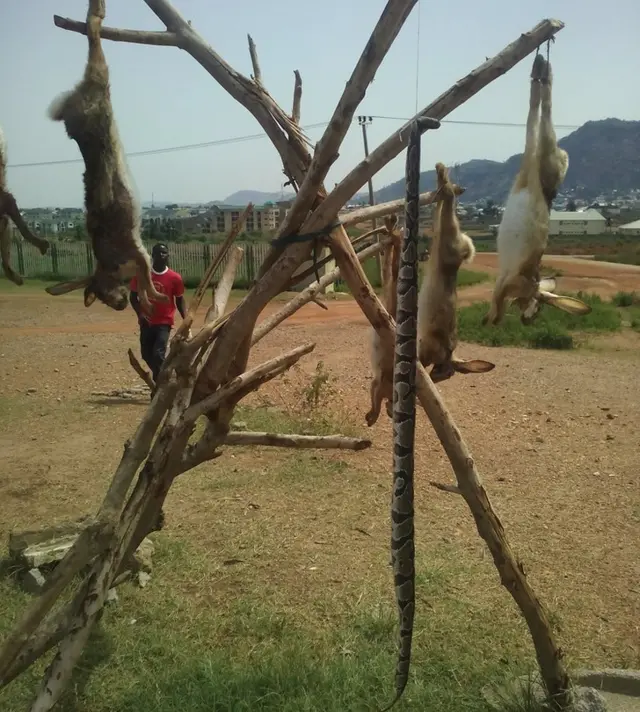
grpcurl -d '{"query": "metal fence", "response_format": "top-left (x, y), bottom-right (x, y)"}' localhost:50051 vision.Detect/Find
top-left (9, 239), bottom-right (276, 287)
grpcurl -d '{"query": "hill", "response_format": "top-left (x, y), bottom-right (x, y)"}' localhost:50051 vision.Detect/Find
top-left (222, 189), bottom-right (296, 205)
top-left (373, 119), bottom-right (640, 204)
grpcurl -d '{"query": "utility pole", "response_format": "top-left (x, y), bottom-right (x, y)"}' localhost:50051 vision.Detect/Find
top-left (357, 115), bottom-right (381, 281)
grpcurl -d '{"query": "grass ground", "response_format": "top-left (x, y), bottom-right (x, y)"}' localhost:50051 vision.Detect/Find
top-left (0, 267), bottom-right (638, 711)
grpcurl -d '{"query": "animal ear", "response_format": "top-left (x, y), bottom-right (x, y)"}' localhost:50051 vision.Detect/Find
top-left (45, 277), bottom-right (90, 296)
top-left (452, 358), bottom-right (496, 375)
top-left (538, 277), bottom-right (557, 293)
top-left (83, 287), bottom-right (97, 307)
top-left (539, 292), bottom-right (592, 316)
top-left (453, 185), bottom-right (466, 196)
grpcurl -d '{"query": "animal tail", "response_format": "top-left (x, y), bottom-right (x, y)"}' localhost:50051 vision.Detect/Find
top-left (461, 232), bottom-right (476, 264)
top-left (47, 91), bottom-right (74, 122)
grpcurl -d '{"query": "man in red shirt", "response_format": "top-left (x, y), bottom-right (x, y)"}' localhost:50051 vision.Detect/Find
top-left (129, 243), bottom-right (187, 388)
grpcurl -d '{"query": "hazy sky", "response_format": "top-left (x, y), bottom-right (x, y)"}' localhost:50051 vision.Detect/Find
top-left (2, 0), bottom-right (639, 208)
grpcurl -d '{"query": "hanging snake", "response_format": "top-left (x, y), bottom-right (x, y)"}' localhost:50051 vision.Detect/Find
top-left (380, 118), bottom-right (422, 711)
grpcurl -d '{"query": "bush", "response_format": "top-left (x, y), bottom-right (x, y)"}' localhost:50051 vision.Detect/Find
top-left (458, 292), bottom-right (621, 350)
top-left (612, 291), bottom-right (640, 307)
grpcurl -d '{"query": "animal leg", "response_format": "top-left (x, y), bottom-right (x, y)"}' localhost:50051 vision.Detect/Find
top-left (0, 215), bottom-right (22, 285)
top-left (365, 377), bottom-right (383, 427)
top-left (538, 58), bottom-right (569, 198)
top-left (134, 252), bottom-right (169, 304)
top-left (483, 276), bottom-right (510, 325)
top-left (1, 191), bottom-right (49, 254)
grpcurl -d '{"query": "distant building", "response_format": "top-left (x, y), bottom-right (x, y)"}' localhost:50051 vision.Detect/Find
top-left (548, 209), bottom-right (606, 236)
top-left (176, 203), bottom-right (280, 235)
top-left (618, 219), bottom-right (640, 236)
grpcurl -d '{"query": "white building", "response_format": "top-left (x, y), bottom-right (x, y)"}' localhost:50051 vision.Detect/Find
top-left (618, 219), bottom-right (640, 236)
top-left (548, 209), bottom-right (606, 236)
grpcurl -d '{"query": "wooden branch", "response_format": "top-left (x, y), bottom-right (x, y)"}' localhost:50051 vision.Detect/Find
top-left (127, 348), bottom-right (155, 391)
top-left (182, 204), bottom-right (251, 335)
top-left (185, 343), bottom-right (315, 422)
top-left (286, 224), bottom-right (389, 291)
top-left (247, 34), bottom-right (262, 84)
top-left (278, 0), bottom-right (420, 242)
top-left (204, 245), bottom-right (244, 325)
top-left (252, 237), bottom-right (388, 346)
top-left (430, 481), bottom-right (462, 495)
top-left (340, 190), bottom-right (440, 227)
top-left (223, 432), bottom-right (372, 450)
top-left (314, 18), bottom-right (565, 227)
top-left (327, 227), bottom-right (571, 705)
top-left (311, 297), bottom-right (328, 311)
top-left (53, 15), bottom-right (179, 45)
top-left (292, 70), bottom-right (302, 124)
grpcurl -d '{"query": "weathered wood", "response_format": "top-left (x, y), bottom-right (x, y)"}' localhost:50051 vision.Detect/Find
top-left (252, 237), bottom-right (390, 346)
top-left (128, 348), bottom-right (155, 391)
top-left (340, 190), bottom-right (439, 227)
top-left (53, 15), bottom-right (178, 45)
top-left (223, 432), bottom-right (372, 450)
top-left (204, 245), bottom-right (244, 325)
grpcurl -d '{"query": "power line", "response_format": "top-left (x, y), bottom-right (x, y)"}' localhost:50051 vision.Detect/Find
top-left (6, 115), bottom-right (582, 170)
top-left (370, 115), bottom-right (581, 130)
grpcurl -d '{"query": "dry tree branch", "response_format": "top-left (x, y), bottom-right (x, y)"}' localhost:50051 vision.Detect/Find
top-left (128, 348), bottom-right (155, 391)
top-left (53, 15), bottom-right (178, 45)
top-left (252, 237), bottom-right (389, 346)
top-left (247, 34), bottom-right (262, 84)
top-left (327, 227), bottom-right (571, 703)
top-left (339, 190), bottom-right (439, 227)
top-left (277, 0), bottom-right (420, 242)
top-left (181, 204), bottom-right (251, 334)
top-left (313, 18), bottom-right (565, 228)
top-left (292, 70), bottom-right (302, 124)
top-left (184, 342), bottom-right (315, 422)
top-left (286, 224), bottom-right (389, 291)
top-left (204, 245), bottom-right (244, 325)
top-left (223, 432), bottom-right (372, 450)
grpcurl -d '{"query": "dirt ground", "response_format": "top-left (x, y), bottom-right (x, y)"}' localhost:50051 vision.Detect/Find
top-left (0, 255), bottom-right (639, 673)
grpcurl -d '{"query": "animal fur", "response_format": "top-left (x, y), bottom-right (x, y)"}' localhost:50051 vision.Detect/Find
top-left (484, 54), bottom-right (590, 326)
top-left (0, 125), bottom-right (50, 285)
top-left (365, 215), bottom-right (402, 427)
top-left (44, 0), bottom-right (167, 312)
top-left (417, 163), bottom-right (495, 382)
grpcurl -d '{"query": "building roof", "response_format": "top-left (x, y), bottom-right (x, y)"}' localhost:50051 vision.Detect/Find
top-left (549, 209), bottom-right (605, 221)
top-left (619, 219), bottom-right (640, 230)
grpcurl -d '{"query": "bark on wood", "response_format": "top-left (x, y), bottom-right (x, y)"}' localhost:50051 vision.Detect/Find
top-left (340, 190), bottom-right (440, 227)
top-left (252, 237), bottom-right (390, 346)
top-left (292, 70), bottom-right (302, 124)
top-left (223, 432), bottom-right (372, 450)
top-left (128, 348), bottom-right (155, 391)
top-left (204, 245), bottom-right (244, 325)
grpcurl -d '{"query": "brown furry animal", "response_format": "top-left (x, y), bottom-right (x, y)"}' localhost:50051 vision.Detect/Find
top-left (44, 0), bottom-right (167, 312)
top-left (417, 163), bottom-right (494, 382)
top-left (0, 125), bottom-right (50, 285)
top-left (365, 215), bottom-right (402, 427)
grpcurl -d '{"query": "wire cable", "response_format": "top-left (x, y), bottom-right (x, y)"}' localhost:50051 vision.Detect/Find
top-left (7, 116), bottom-right (581, 170)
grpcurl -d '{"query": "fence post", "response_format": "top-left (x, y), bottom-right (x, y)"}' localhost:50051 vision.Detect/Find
top-left (51, 243), bottom-right (59, 276)
top-left (246, 244), bottom-right (255, 285)
top-left (16, 239), bottom-right (25, 276)
top-left (85, 242), bottom-right (93, 273)
top-left (203, 243), bottom-right (211, 271)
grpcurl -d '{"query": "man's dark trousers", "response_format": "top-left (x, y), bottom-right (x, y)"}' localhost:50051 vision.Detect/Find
top-left (139, 321), bottom-right (171, 381)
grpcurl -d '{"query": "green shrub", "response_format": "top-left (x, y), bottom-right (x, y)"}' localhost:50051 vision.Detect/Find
top-left (612, 291), bottom-right (640, 307)
top-left (457, 292), bottom-right (620, 350)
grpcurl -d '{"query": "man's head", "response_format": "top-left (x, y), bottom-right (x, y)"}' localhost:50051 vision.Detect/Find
top-left (151, 243), bottom-right (169, 271)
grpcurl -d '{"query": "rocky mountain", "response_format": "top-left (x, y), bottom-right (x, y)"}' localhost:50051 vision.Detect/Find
top-left (372, 119), bottom-right (640, 204)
